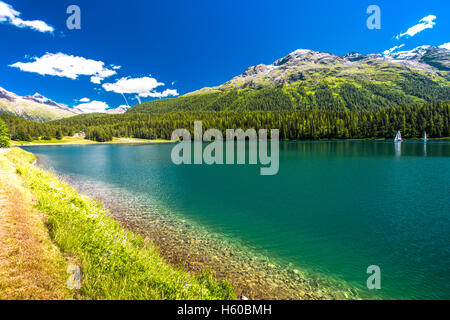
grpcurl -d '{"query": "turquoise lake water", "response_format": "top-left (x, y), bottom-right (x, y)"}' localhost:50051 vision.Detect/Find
top-left (23, 140), bottom-right (450, 299)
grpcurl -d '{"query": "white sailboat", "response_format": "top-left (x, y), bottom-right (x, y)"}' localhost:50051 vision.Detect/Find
top-left (424, 132), bottom-right (427, 142)
top-left (394, 131), bottom-right (402, 142)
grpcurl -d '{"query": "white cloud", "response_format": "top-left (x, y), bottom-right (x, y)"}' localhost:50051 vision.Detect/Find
top-left (10, 52), bottom-right (116, 83)
top-left (102, 76), bottom-right (171, 97)
top-left (90, 76), bottom-right (102, 84)
top-left (439, 42), bottom-right (450, 50)
top-left (395, 15), bottom-right (436, 40)
top-left (79, 97), bottom-right (90, 103)
top-left (0, 1), bottom-right (54, 33)
top-left (145, 89), bottom-right (179, 98)
top-left (383, 44), bottom-right (405, 55)
top-left (74, 100), bottom-right (110, 113)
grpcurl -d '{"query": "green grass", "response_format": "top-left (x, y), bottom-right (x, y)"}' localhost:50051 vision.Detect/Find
top-left (6, 148), bottom-right (236, 300)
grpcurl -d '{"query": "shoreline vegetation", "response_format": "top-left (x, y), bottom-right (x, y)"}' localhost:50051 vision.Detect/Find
top-left (0, 148), bottom-right (235, 300)
top-left (0, 148), bottom-right (71, 299)
top-left (88, 182), bottom-right (366, 300)
top-left (10, 136), bottom-right (175, 147)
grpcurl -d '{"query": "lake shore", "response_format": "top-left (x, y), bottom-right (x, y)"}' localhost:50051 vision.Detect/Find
top-left (30, 147), bottom-right (368, 300)
top-left (11, 136), bottom-right (176, 147)
top-left (26, 139), bottom-right (450, 300)
top-left (102, 197), bottom-right (364, 300)
top-left (0, 147), bottom-right (235, 300)
top-left (11, 142), bottom-right (392, 300)
top-left (11, 136), bottom-right (449, 148)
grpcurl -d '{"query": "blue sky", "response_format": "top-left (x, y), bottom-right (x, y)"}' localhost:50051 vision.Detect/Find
top-left (0, 0), bottom-right (448, 112)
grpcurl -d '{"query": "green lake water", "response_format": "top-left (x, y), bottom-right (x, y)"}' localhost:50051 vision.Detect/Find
top-left (23, 140), bottom-right (450, 299)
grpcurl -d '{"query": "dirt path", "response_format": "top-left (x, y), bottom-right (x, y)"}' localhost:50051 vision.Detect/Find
top-left (0, 149), bottom-right (72, 299)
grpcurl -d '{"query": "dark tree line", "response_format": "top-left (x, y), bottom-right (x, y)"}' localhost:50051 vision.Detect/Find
top-left (0, 114), bottom-right (69, 141)
top-left (1, 101), bottom-right (447, 142)
top-left (0, 119), bottom-right (10, 148)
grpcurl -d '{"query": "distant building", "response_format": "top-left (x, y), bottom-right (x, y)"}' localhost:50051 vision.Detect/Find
top-left (73, 132), bottom-right (86, 137)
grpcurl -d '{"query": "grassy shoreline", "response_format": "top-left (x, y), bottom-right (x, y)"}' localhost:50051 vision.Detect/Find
top-left (10, 136), bottom-right (175, 147)
top-left (0, 149), bottom-right (73, 299)
top-left (2, 148), bottom-right (235, 300)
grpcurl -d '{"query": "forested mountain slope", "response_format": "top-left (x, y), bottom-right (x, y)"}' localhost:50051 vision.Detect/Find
top-left (129, 46), bottom-right (449, 114)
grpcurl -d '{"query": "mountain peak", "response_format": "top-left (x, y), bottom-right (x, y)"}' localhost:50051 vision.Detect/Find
top-left (273, 49), bottom-right (338, 67)
top-left (23, 92), bottom-right (68, 109)
top-left (32, 92), bottom-right (45, 99)
top-left (0, 86), bottom-right (19, 102)
top-left (1, 87), bottom-right (83, 117)
top-left (186, 45), bottom-right (449, 96)
top-left (384, 45), bottom-right (432, 60)
top-left (383, 45), bottom-right (449, 71)
top-left (0, 86), bottom-right (78, 122)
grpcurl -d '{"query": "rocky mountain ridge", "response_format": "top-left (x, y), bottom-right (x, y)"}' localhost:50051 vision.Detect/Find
top-left (0, 87), bottom-right (127, 122)
top-left (130, 45), bottom-right (449, 114)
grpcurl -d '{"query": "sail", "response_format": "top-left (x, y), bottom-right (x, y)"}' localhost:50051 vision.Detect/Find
top-left (394, 131), bottom-right (402, 142)
top-left (424, 132), bottom-right (427, 141)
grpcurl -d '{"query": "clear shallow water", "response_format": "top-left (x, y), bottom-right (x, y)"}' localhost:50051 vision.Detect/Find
top-left (23, 140), bottom-right (450, 299)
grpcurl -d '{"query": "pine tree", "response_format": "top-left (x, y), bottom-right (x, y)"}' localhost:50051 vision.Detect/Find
top-left (55, 128), bottom-right (63, 140)
top-left (0, 119), bottom-right (11, 148)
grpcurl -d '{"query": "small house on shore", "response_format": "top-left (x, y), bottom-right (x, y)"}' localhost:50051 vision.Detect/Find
top-left (73, 132), bottom-right (86, 138)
